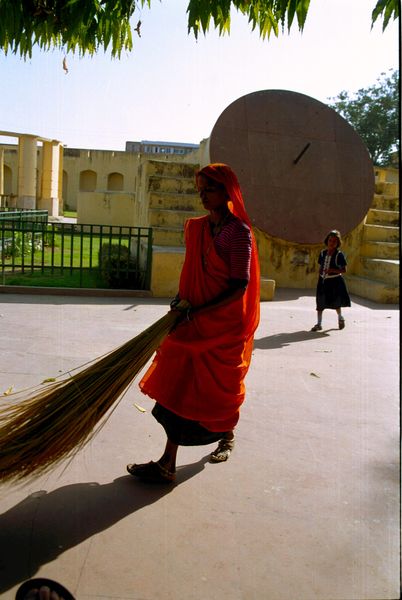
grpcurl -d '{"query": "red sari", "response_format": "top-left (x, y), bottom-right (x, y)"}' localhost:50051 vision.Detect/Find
top-left (139, 164), bottom-right (260, 432)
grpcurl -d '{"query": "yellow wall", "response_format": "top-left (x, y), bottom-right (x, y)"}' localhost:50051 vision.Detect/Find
top-left (255, 220), bottom-right (366, 288)
top-left (63, 147), bottom-right (199, 215)
top-left (0, 138), bottom-right (397, 298)
top-left (374, 166), bottom-right (399, 184)
top-left (78, 191), bottom-right (137, 226)
top-left (63, 149), bottom-right (139, 212)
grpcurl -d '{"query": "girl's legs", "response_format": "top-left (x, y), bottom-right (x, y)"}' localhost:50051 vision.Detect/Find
top-left (336, 308), bottom-right (345, 329)
top-left (311, 310), bottom-right (323, 331)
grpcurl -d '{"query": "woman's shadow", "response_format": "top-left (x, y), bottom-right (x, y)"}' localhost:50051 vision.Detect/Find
top-left (0, 456), bottom-right (209, 593)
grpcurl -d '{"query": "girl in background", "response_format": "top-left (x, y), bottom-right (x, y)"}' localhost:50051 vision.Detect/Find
top-left (311, 230), bottom-right (351, 331)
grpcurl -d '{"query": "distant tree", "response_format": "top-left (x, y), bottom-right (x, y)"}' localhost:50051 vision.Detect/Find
top-left (328, 70), bottom-right (399, 166)
top-left (0, 0), bottom-right (398, 59)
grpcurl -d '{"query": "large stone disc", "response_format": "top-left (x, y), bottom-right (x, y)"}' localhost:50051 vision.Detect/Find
top-left (209, 90), bottom-right (374, 244)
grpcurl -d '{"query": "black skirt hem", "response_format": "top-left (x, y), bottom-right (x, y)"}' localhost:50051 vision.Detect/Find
top-left (152, 403), bottom-right (228, 446)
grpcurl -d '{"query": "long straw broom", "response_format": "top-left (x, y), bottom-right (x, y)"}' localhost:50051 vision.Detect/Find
top-left (0, 302), bottom-right (189, 484)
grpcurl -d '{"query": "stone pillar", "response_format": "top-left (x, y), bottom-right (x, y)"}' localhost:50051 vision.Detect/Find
top-left (39, 140), bottom-right (62, 216)
top-left (18, 135), bottom-right (38, 209)
top-left (58, 143), bottom-right (64, 215)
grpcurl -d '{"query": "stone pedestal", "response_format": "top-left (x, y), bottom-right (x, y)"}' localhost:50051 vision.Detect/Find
top-left (17, 195), bottom-right (36, 209)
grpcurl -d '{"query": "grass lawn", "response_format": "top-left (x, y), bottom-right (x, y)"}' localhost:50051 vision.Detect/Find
top-left (2, 268), bottom-right (104, 288)
top-left (1, 227), bottom-right (145, 289)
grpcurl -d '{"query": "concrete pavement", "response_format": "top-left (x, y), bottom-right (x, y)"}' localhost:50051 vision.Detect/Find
top-left (0, 289), bottom-right (399, 600)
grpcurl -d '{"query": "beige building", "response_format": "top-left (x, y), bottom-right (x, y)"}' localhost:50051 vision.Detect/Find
top-left (0, 132), bottom-right (399, 303)
top-left (0, 131), bottom-right (63, 216)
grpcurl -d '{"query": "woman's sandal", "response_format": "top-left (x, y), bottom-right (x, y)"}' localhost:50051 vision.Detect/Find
top-left (338, 317), bottom-right (345, 330)
top-left (126, 461), bottom-right (175, 483)
top-left (210, 438), bottom-right (235, 463)
top-left (16, 579), bottom-right (75, 600)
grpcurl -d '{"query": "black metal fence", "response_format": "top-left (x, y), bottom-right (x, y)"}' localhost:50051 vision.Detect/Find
top-left (0, 208), bottom-right (49, 226)
top-left (0, 220), bottom-right (153, 290)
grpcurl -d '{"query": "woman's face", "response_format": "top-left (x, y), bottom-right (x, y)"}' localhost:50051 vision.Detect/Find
top-left (197, 174), bottom-right (228, 212)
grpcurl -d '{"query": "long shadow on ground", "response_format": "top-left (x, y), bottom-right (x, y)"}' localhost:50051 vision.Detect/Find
top-left (0, 456), bottom-right (209, 592)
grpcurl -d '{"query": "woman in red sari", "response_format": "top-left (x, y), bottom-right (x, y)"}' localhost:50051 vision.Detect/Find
top-left (127, 163), bottom-right (260, 483)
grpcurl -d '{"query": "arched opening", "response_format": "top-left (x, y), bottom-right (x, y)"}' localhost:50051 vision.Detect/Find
top-left (3, 164), bottom-right (13, 194)
top-left (79, 169), bottom-right (97, 192)
top-left (107, 172), bottom-right (124, 191)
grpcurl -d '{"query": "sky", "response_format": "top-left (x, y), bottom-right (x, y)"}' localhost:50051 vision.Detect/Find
top-left (0, 0), bottom-right (399, 151)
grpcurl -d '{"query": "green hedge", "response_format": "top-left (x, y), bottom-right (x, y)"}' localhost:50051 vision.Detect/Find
top-left (99, 243), bottom-right (139, 289)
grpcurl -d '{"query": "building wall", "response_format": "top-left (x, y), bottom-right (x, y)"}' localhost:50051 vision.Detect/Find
top-left (78, 191), bottom-right (137, 227)
top-left (126, 140), bottom-right (199, 155)
top-left (254, 220), bottom-right (365, 289)
top-left (1, 139), bottom-right (397, 297)
top-left (63, 148), bottom-right (139, 212)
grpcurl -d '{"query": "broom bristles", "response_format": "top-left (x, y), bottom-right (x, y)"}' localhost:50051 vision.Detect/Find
top-left (0, 307), bottom-right (185, 484)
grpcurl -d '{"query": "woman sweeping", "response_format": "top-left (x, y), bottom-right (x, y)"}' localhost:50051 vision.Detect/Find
top-left (127, 163), bottom-right (260, 483)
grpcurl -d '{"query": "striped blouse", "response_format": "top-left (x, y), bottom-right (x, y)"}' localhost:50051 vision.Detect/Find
top-left (213, 215), bottom-right (252, 281)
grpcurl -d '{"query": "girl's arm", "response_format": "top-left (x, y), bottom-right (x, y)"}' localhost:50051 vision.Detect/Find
top-left (326, 266), bottom-right (346, 275)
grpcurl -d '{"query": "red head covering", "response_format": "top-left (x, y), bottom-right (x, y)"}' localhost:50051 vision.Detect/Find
top-left (196, 163), bottom-right (252, 228)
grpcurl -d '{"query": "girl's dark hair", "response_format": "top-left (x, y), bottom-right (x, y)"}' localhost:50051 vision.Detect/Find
top-left (324, 230), bottom-right (342, 247)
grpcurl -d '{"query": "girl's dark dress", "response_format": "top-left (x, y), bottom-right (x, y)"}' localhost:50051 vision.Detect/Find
top-left (316, 249), bottom-right (351, 311)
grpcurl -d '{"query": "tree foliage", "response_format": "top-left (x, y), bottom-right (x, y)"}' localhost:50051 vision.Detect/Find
top-left (328, 70), bottom-right (399, 166)
top-left (371, 0), bottom-right (400, 31)
top-left (187, 0), bottom-right (311, 39)
top-left (0, 0), bottom-right (398, 58)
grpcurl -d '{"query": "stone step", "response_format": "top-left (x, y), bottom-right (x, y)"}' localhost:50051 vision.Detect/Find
top-left (150, 245), bottom-right (185, 298)
top-left (366, 208), bottom-right (399, 226)
top-left (146, 160), bottom-right (198, 178)
top-left (354, 257), bottom-right (399, 285)
top-left (148, 175), bottom-right (197, 194)
top-left (372, 194), bottom-right (400, 211)
top-left (363, 223), bottom-right (399, 243)
top-left (149, 191), bottom-right (203, 212)
top-left (345, 274), bottom-right (399, 304)
top-left (152, 226), bottom-right (184, 247)
top-left (375, 181), bottom-right (399, 196)
top-left (360, 240), bottom-right (400, 259)
top-left (149, 208), bottom-right (204, 228)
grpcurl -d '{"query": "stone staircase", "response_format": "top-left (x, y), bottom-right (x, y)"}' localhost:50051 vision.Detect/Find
top-left (144, 160), bottom-right (204, 296)
top-left (346, 179), bottom-right (399, 303)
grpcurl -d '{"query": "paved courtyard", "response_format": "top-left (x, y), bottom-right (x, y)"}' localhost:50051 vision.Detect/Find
top-left (0, 289), bottom-right (399, 600)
